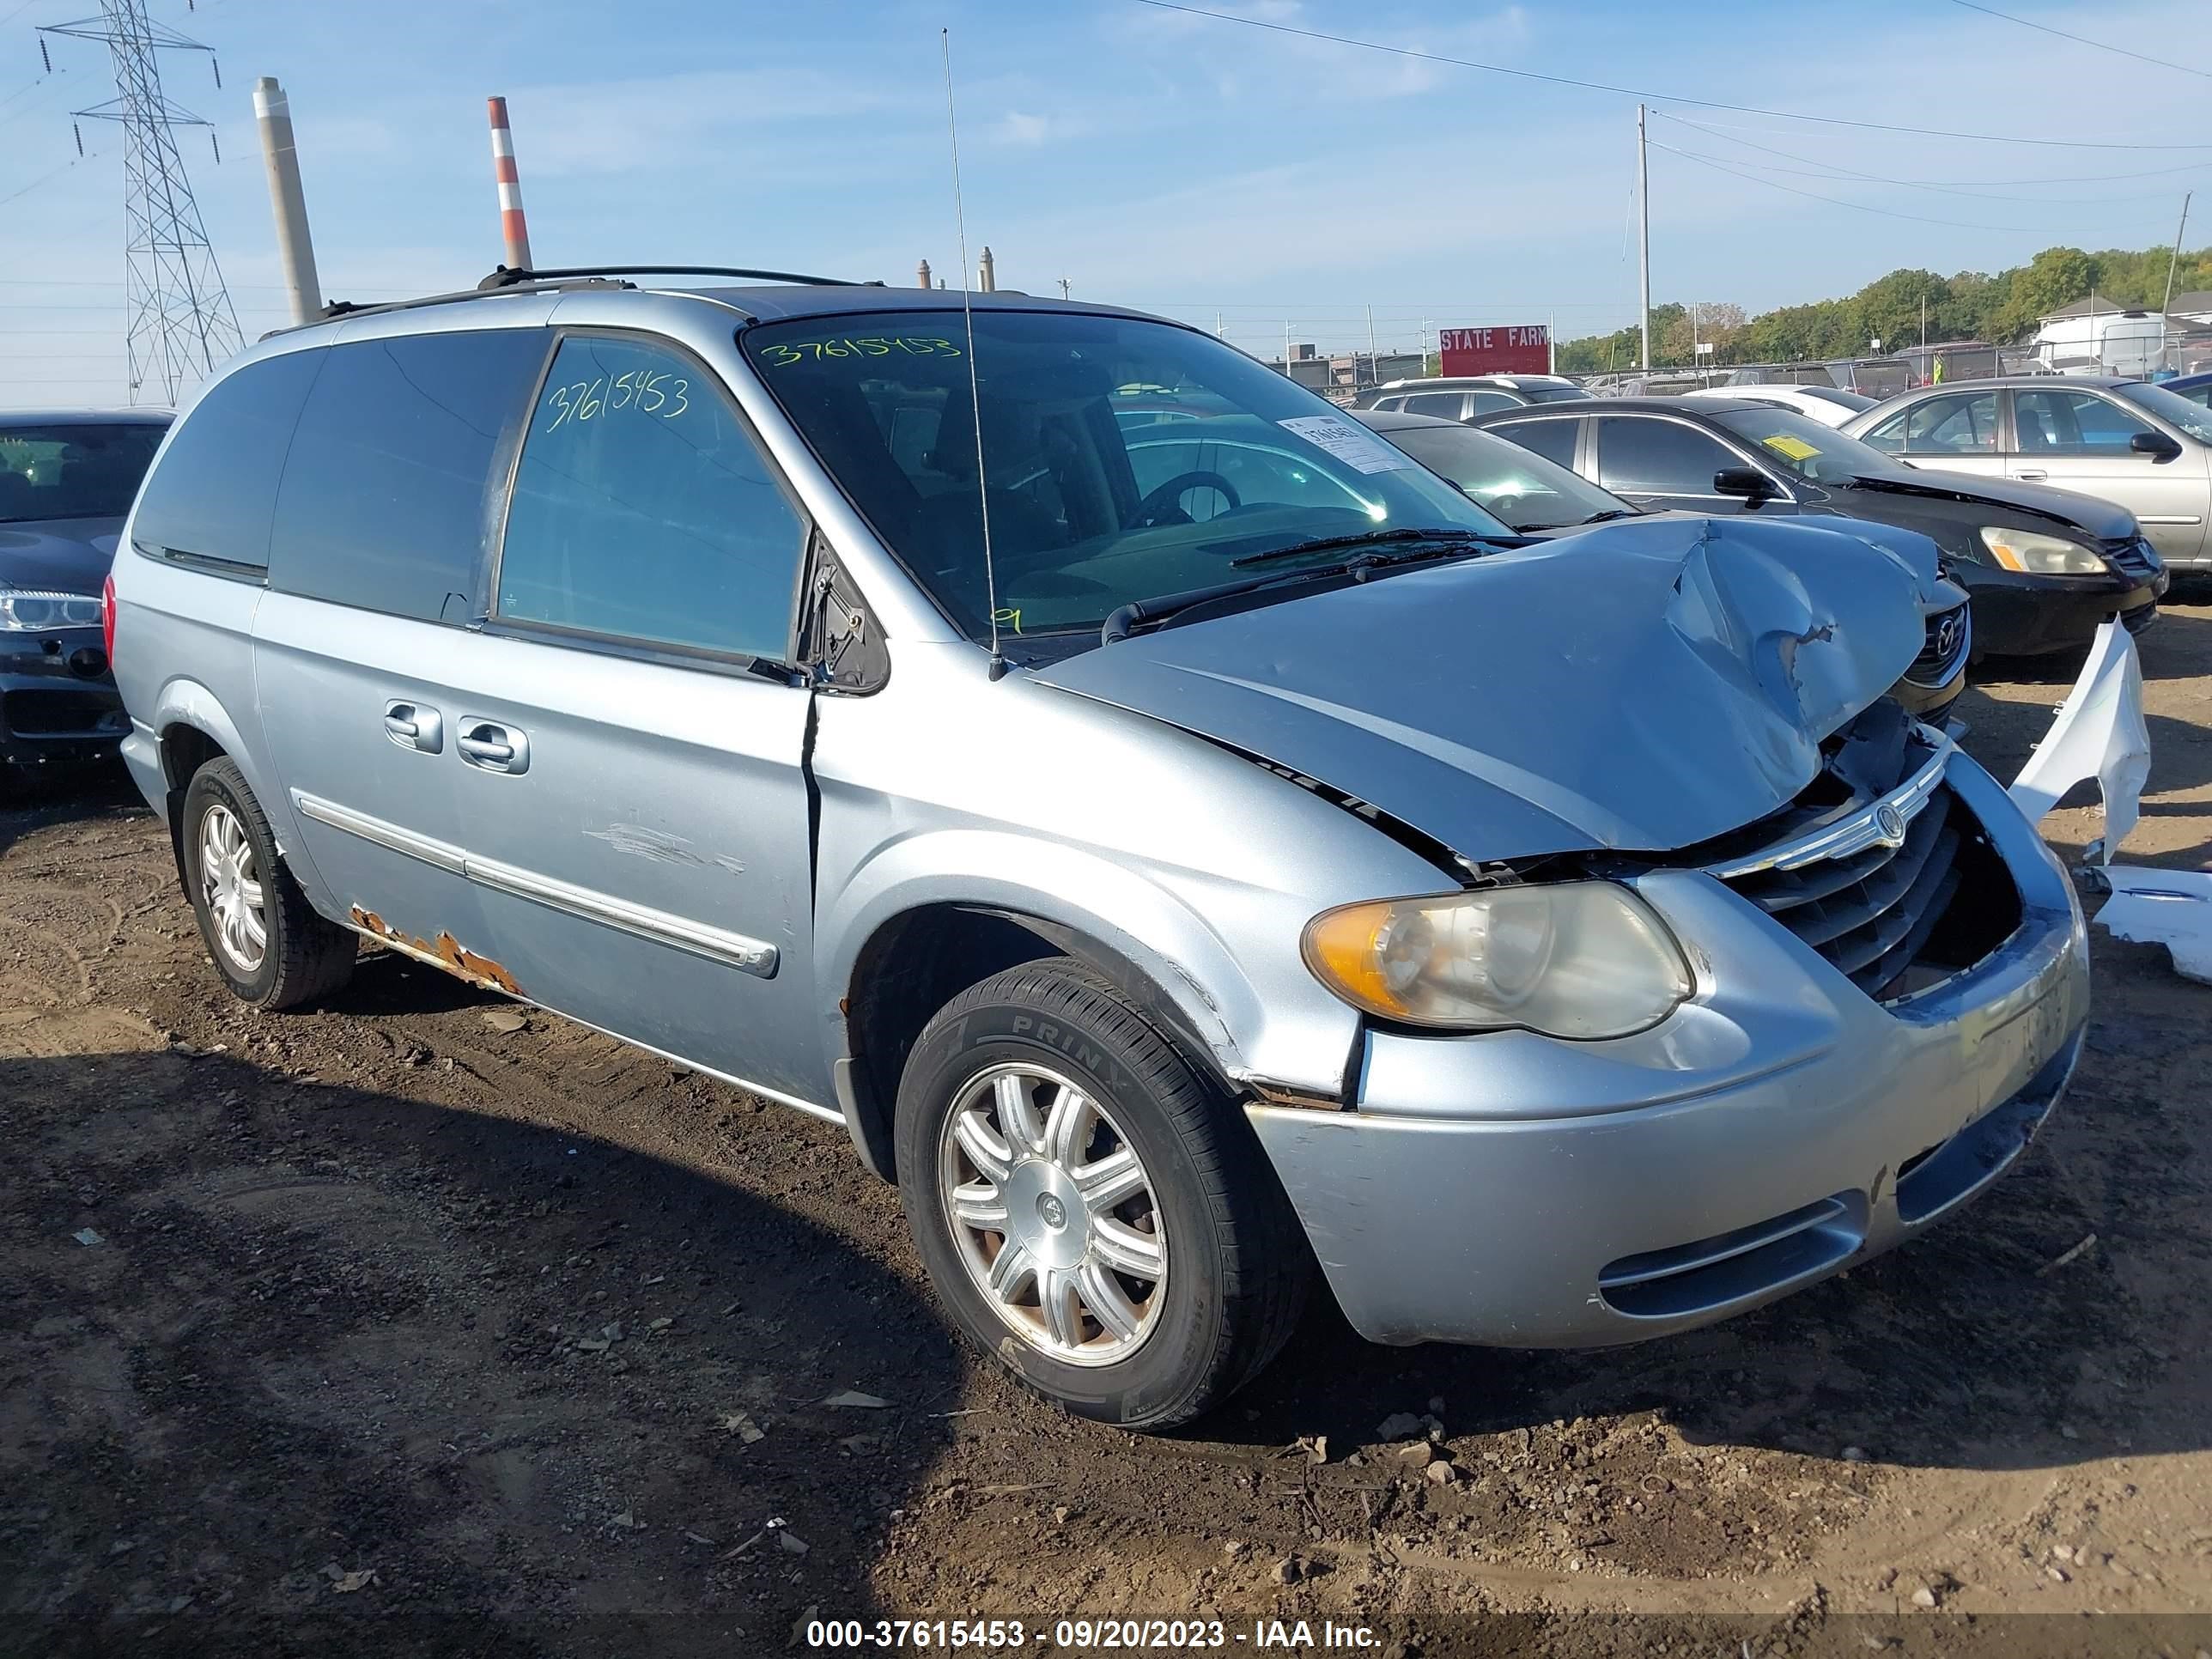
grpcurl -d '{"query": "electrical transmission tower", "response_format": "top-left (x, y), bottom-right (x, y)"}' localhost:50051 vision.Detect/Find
top-left (40, 1), bottom-right (240, 405)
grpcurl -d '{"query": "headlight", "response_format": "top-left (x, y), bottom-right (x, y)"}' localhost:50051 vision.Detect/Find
top-left (1978, 526), bottom-right (2106, 575)
top-left (0, 587), bottom-right (105, 632)
top-left (1301, 881), bottom-right (1692, 1039)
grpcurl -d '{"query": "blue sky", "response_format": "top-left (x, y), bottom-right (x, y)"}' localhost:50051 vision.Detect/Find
top-left (3, 0), bottom-right (2206, 404)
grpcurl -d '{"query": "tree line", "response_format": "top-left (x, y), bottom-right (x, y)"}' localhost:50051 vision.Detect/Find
top-left (1553, 241), bottom-right (2212, 374)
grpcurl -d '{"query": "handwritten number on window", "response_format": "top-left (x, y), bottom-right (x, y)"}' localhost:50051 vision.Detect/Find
top-left (541, 362), bottom-right (691, 426)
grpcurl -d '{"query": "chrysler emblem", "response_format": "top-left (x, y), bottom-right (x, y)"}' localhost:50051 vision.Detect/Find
top-left (1874, 802), bottom-right (1908, 845)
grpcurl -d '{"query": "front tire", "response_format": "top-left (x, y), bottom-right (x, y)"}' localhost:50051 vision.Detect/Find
top-left (895, 957), bottom-right (1310, 1431)
top-left (181, 757), bottom-right (356, 1009)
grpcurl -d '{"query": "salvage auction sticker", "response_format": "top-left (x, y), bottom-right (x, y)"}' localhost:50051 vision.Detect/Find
top-left (1276, 415), bottom-right (1413, 474)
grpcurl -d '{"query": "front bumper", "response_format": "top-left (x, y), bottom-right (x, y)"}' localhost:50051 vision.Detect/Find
top-left (1962, 562), bottom-right (2162, 658)
top-left (0, 625), bottom-right (126, 770)
top-left (1247, 752), bottom-right (2090, 1348)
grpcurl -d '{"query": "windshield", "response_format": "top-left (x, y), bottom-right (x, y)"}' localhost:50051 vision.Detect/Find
top-left (2115, 380), bottom-right (2212, 444)
top-left (1376, 421), bottom-right (1630, 531)
top-left (744, 310), bottom-right (1511, 647)
top-left (0, 422), bottom-right (166, 524)
top-left (1710, 407), bottom-right (1904, 484)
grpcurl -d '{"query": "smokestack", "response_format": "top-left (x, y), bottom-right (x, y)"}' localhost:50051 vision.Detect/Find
top-left (917, 258), bottom-right (932, 289)
top-left (486, 96), bottom-right (534, 272)
top-left (977, 246), bottom-right (995, 293)
top-left (252, 76), bottom-right (321, 325)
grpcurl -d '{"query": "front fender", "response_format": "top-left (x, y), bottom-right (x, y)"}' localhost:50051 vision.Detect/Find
top-left (817, 829), bottom-right (1267, 1085)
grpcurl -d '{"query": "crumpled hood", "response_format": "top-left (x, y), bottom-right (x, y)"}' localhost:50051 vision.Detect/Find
top-left (1034, 514), bottom-right (1934, 861)
top-left (0, 514), bottom-right (123, 596)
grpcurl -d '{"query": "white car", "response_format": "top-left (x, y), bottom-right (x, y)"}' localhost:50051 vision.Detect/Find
top-left (1682, 384), bottom-right (1876, 428)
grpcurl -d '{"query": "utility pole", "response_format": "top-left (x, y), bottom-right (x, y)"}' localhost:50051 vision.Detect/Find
top-left (252, 77), bottom-right (320, 326)
top-left (1637, 103), bottom-right (1651, 374)
top-left (1285, 319), bottom-right (1291, 366)
top-left (2164, 192), bottom-right (2193, 314)
top-left (1547, 309), bottom-right (1555, 374)
top-left (40, 0), bottom-right (241, 405)
top-left (1056, 276), bottom-right (1071, 300)
top-left (1366, 303), bottom-right (1376, 364)
top-left (1921, 294), bottom-right (1927, 351)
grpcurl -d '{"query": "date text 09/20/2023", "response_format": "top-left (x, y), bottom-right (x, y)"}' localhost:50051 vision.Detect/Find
top-left (804, 1617), bottom-right (1387, 1650)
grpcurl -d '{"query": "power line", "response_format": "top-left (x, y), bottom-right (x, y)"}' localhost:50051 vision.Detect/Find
top-left (1943, 0), bottom-right (2212, 82)
top-left (1129, 0), bottom-right (2212, 150)
top-left (1653, 112), bottom-right (2212, 205)
top-left (1651, 112), bottom-right (2212, 187)
top-left (1649, 140), bottom-right (2163, 235)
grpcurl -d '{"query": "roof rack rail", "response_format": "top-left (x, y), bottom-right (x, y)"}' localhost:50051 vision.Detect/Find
top-left (476, 264), bottom-right (883, 290)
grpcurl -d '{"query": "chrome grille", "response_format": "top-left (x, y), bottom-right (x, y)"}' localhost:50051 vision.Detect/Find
top-left (1708, 737), bottom-right (1982, 1000)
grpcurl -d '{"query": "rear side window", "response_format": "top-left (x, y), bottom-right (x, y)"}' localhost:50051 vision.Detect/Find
top-left (495, 334), bottom-right (806, 664)
top-left (1404, 392), bottom-right (1467, 419)
top-left (1491, 416), bottom-right (1578, 470)
top-left (131, 349), bottom-right (325, 574)
top-left (268, 329), bottom-right (548, 623)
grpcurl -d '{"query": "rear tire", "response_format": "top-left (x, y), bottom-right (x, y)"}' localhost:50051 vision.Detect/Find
top-left (181, 757), bottom-right (355, 1009)
top-left (895, 956), bottom-right (1310, 1431)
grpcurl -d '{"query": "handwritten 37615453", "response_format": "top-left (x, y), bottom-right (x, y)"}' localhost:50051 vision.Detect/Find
top-left (544, 369), bottom-right (690, 431)
top-left (757, 337), bottom-right (962, 367)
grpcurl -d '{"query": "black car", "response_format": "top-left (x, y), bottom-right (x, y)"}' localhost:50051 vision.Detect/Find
top-left (1358, 408), bottom-right (1971, 720)
top-left (0, 410), bottom-right (171, 792)
top-left (1470, 398), bottom-right (2165, 658)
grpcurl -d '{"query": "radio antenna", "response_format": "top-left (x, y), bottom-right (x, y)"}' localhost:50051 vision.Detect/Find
top-left (942, 27), bottom-right (1006, 681)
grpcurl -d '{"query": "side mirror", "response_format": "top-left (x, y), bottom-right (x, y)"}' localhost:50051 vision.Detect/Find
top-left (2130, 430), bottom-right (2184, 461)
top-left (1713, 466), bottom-right (1772, 501)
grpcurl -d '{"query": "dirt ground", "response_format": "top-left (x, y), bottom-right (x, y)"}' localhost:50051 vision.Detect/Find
top-left (6, 609), bottom-right (2212, 1659)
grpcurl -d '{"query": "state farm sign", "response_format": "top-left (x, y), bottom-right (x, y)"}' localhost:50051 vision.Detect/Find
top-left (1438, 325), bottom-right (1550, 376)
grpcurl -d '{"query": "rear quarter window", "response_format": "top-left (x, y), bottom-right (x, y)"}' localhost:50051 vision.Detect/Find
top-left (267, 329), bottom-right (550, 623)
top-left (131, 349), bottom-right (326, 575)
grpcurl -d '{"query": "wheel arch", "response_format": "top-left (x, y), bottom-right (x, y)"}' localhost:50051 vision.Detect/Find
top-left (837, 902), bottom-right (1242, 1182)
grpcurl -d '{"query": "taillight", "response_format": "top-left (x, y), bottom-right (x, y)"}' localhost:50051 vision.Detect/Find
top-left (101, 571), bottom-right (117, 664)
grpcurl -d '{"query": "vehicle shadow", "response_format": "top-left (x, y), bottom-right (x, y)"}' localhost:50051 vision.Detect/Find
top-left (0, 759), bottom-right (146, 861)
top-left (0, 1046), bottom-right (959, 1656)
top-left (1211, 920), bottom-right (2210, 1480)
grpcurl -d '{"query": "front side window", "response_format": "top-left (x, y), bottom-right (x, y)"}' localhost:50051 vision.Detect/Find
top-left (1488, 416), bottom-right (1579, 469)
top-left (2014, 389), bottom-right (2153, 455)
top-left (498, 335), bottom-right (806, 663)
top-left (0, 423), bottom-right (167, 525)
top-left (132, 350), bottom-right (326, 572)
top-left (269, 329), bottom-right (549, 623)
top-left (1595, 416), bottom-right (1739, 495)
top-left (743, 310), bottom-right (1509, 650)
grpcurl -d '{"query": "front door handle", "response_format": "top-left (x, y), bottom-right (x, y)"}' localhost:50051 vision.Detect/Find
top-left (457, 718), bottom-right (529, 775)
top-left (2017, 468), bottom-right (2049, 481)
top-left (383, 700), bottom-right (443, 753)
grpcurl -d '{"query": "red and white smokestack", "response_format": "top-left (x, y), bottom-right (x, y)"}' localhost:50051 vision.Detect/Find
top-left (486, 96), bottom-right (534, 272)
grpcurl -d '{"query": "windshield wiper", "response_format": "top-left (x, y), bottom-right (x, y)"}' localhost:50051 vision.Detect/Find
top-left (1228, 525), bottom-right (1490, 568)
top-left (1102, 540), bottom-right (1495, 646)
top-left (1577, 507), bottom-right (1640, 526)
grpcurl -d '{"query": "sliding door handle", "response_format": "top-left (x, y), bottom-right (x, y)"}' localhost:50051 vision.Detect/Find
top-left (457, 719), bottom-right (529, 775)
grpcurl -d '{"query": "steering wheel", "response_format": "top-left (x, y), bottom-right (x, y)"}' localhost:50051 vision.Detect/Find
top-left (1134, 470), bottom-right (1241, 526)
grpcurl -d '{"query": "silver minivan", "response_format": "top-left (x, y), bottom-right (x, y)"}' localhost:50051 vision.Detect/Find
top-left (112, 270), bottom-right (2090, 1429)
